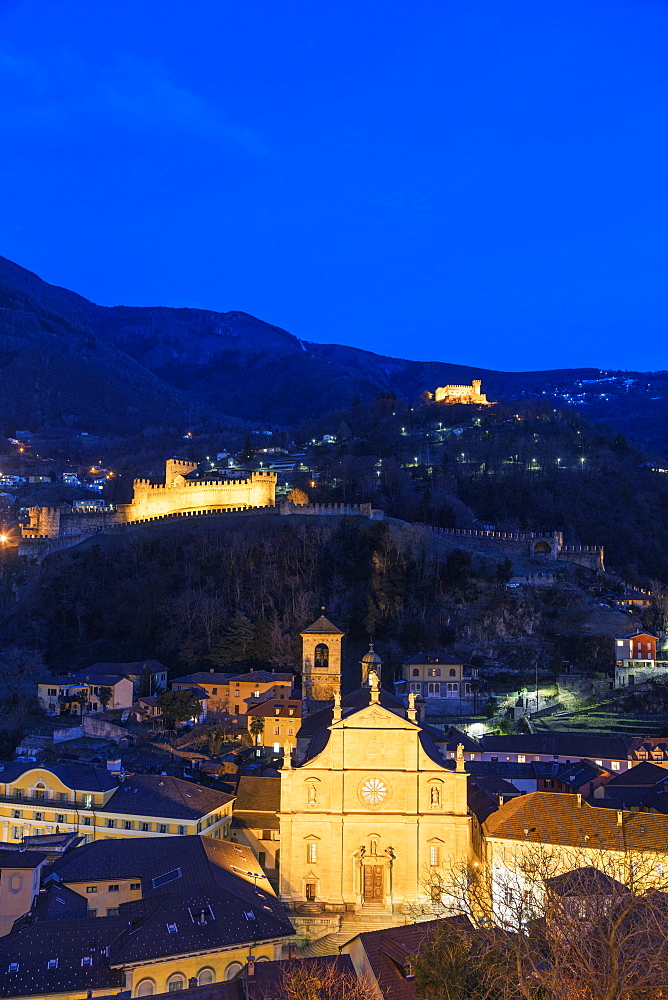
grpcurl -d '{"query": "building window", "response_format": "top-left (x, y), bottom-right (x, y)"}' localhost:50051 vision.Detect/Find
top-left (108, 885), bottom-right (119, 892)
top-left (86, 886), bottom-right (97, 894)
top-left (595, 760), bottom-right (603, 767)
top-left (178, 826), bottom-right (186, 835)
top-left (123, 820), bottom-right (134, 830)
top-left (136, 980), bottom-right (156, 997)
top-left (34, 812), bottom-right (43, 822)
top-left (47, 959), bottom-right (58, 969)
top-left (449, 669), bottom-right (456, 677)
top-left (273, 726), bottom-right (281, 735)
top-left (611, 761), bottom-right (620, 770)
top-left (12, 810), bottom-right (21, 819)
top-left (141, 823), bottom-right (151, 832)
top-left (412, 669), bottom-right (420, 677)
top-left (13, 789), bottom-right (23, 800)
top-left (428, 682), bottom-right (440, 695)
top-left (306, 882), bottom-right (317, 901)
top-left (56, 814), bottom-right (65, 824)
top-left (83, 816), bottom-right (92, 826)
top-left (106, 819), bottom-right (116, 829)
top-left (430, 845), bottom-right (440, 866)
top-left (12, 827), bottom-right (21, 840)
top-left (314, 644), bottom-right (329, 669)
top-left (130, 883), bottom-right (141, 890)
top-left (167, 975), bottom-right (186, 992)
top-left (107, 907), bottom-right (119, 917)
top-left (410, 682), bottom-right (421, 692)
top-left (517, 755), bottom-right (526, 763)
top-left (158, 824), bottom-right (168, 834)
top-left (198, 969), bottom-right (215, 986)
top-left (544, 779), bottom-right (553, 789)
top-left (307, 843), bottom-right (317, 863)
top-left (225, 963), bottom-right (243, 981)
top-left (428, 668), bottom-right (441, 677)
top-left (58, 793), bottom-right (68, 803)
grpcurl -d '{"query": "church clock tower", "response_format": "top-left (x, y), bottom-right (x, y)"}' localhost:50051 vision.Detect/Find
top-left (300, 613), bottom-right (344, 705)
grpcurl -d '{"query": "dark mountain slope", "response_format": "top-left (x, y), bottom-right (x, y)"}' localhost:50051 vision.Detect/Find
top-left (0, 257), bottom-right (195, 434)
top-left (0, 256), bottom-right (660, 442)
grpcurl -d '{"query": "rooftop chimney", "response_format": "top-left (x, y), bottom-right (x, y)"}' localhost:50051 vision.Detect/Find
top-left (617, 810), bottom-right (624, 826)
top-left (576, 793), bottom-right (582, 808)
top-left (288, 943), bottom-right (297, 960)
top-left (247, 956), bottom-right (256, 979)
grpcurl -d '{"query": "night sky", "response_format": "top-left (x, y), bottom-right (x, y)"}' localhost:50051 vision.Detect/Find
top-left (1, 0), bottom-right (667, 371)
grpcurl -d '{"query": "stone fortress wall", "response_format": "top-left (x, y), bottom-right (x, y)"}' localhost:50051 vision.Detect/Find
top-left (421, 525), bottom-right (605, 573)
top-left (20, 458), bottom-right (278, 557)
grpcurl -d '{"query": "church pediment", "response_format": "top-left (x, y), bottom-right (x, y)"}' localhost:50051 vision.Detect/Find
top-left (336, 704), bottom-right (416, 730)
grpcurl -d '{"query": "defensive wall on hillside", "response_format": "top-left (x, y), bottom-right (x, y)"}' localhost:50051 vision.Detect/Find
top-left (18, 495), bottom-right (383, 563)
top-left (420, 525), bottom-right (605, 572)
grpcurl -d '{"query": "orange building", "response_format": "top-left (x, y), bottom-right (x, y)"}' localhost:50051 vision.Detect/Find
top-left (171, 670), bottom-right (294, 717)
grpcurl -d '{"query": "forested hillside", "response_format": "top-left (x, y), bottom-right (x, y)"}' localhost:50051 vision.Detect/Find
top-left (12, 515), bottom-right (618, 688)
top-left (296, 397), bottom-right (668, 585)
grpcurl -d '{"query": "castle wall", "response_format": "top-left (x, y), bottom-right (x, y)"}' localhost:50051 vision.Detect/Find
top-left (421, 525), bottom-right (604, 572)
top-left (128, 471), bottom-right (276, 520)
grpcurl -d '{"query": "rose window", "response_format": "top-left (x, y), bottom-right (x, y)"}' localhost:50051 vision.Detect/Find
top-left (360, 778), bottom-right (388, 805)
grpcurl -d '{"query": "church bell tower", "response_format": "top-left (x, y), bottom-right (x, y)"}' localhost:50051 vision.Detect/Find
top-left (300, 612), bottom-right (344, 707)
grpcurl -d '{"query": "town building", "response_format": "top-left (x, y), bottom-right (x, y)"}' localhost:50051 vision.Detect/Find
top-left (171, 671), bottom-right (294, 717)
top-left (479, 731), bottom-right (638, 772)
top-left (396, 652), bottom-right (478, 714)
top-left (613, 632), bottom-right (667, 688)
top-left (246, 699), bottom-right (302, 752)
top-left (0, 836), bottom-right (293, 998)
top-left (37, 672), bottom-right (135, 715)
top-left (229, 776), bottom-right (281, 886)
top-left (0, 851), bottom-right (46, 936)
top-left (482, 792), bottom-right (668, 922)
top-left (0, 764), bottom-right (232, 846)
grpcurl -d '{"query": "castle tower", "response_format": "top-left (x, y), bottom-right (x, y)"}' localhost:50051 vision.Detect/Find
top-left (300, 613), bottom-right (344, 706)
top-left (360, 643), bottom-right (382, 686)
top-left (472, 379), bottom-right (482, 396)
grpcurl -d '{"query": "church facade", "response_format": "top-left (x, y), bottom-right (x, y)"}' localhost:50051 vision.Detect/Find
top-left (279, 616), bottom-right (471, 945)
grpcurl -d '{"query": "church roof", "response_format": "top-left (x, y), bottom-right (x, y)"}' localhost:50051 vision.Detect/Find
top-left (300, 615), bottom-right (344, 636)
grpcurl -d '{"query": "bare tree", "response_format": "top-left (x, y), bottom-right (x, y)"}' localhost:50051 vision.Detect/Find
top-left (278, 958), bottom-right (378, 1000)
top-left (414, 845), bottom-right (668, 1000)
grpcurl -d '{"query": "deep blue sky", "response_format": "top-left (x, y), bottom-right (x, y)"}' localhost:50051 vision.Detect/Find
top-left (1, 0), bottom-right (667, 371)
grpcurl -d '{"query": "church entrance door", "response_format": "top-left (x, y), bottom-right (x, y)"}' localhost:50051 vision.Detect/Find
top-left (363, 865), bottom-right (384, 903)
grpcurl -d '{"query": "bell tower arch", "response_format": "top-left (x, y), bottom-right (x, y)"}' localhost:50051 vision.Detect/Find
top-left (300, 612), bottom-right (344, 706)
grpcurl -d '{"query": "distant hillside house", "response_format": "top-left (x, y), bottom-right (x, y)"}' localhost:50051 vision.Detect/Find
top-left (431, 379), bottom-right (494, 405)
top-left (613, 632), bottom-right (668, 688)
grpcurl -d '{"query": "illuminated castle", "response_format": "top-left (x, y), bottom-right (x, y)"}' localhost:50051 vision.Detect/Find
top-left (431, 378), bottom-right (493, 405)
top-left (22, 458), bottom-right (277, 540)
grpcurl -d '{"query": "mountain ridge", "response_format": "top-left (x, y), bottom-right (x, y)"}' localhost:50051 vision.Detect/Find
top-left (0, 254), bottom-right (658, 441)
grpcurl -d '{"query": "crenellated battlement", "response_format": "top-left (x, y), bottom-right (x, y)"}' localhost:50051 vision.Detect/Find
top-left (419, 523), bottom-right (604, 572)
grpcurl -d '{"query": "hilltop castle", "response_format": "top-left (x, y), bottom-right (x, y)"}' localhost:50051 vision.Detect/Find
top-left (22, 458), bottom-right (277, 540)
top-left (431, 378), bottom-right (493, 405)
